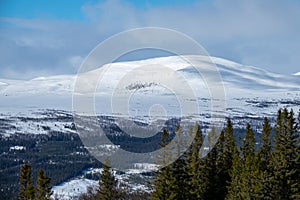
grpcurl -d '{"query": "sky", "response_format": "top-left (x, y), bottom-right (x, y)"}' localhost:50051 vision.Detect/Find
top-left (0, 0), bottom-right (300, 79)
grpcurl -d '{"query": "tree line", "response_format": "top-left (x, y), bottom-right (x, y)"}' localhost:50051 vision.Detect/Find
top-left (17, 108), bottom-right (300, 199)
top-left (151, 108), bottom-right (300, 199)
top-left (18, 161), bottom-right (52, 200)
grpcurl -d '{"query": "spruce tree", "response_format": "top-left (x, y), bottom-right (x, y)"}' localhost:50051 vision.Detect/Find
top-left (97, 159), bottom-right (118, 200)
top-left (226, 147), bottom-right (242, 200)
top-left (257, 117), bottom-right (272, 171)
top-left (214, 130), bottom-right (228, 199)
top-left (36, 169), bottom-right (52, 200)
top-left (271, 108), bottom-right (299, 199)
top-left (240, 123), bottom-right (261, 199)
top-left (241, 123), bottom-right (255, 161)
top-left (292, 110), bottom-right (300, 199)
top-left (202, 127), bottom-right (219, 200)
top-left (255, 117), bottom-right (273, 200)
top-left (186, 124), bottom-right (206, 199)
top-left (227, 123), bottom-right (261, 199)
top-left (222, 118), bottom-right (237, 198)
top-left (168, 125), bottom-right (189, 200)
top-left (151, 129), bottom-right (173, 200)
top-left (223, 119), bottom-right (237, 168)
top-left (18, 161), bottom-right (35, 200)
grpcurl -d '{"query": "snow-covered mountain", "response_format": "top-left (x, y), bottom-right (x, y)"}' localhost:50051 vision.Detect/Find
top-left (1, 56), bottom-right (299, 199)
top-left (0, 55), bottom-right (299, 118)
top-left (293, 72), bottom-right (300, 76)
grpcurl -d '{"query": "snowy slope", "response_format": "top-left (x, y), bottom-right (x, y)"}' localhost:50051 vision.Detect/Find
top-left (0, 55), bottom-right (299, 120)
top-left (51, 165), bottom-right (155, 200)
top-left (1, 56), bottom-right (298, 96)
top-left (293, 72), bottom-right (300, 76)
top-left (0, 81), bottom-right (7, 86)
top-left (52, 178), bottom-right (98, 200)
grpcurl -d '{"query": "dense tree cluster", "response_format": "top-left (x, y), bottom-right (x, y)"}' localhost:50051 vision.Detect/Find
top-left (18, 161), bottom-right (52, 200)
top-left (152, 108), bottom-right (300, 200)
top-left (78, 160), bottom-right (149, 200)
top-left (17, 108), bottom-right (300, 200)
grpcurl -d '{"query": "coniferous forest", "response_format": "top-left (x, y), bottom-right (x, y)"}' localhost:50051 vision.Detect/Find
top-left (151, 108), bottom-right (299, 200)
top-left (17, 108), bottom-right (300, 199)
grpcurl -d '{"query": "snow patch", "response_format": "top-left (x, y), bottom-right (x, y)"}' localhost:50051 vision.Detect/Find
top-left (293, 72), bottom-right (300, 76)
top-left (9, 146), bottom-right (26, 151)
top-left (132, 163), bottom-right (159, 172)
top-left (52, 178), bottom-right (97, 200)
top-left (0, 81), bottom-right (8, 86)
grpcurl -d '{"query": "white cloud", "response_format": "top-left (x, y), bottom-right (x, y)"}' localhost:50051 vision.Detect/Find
top-left (0, 0), bottom-right (300, 79)
top-left (69, 55), bottom-right (84, 70)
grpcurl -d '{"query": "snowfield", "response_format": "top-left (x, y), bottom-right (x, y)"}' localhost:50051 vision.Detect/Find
top-left (1, 55), bottom-right (299, 199)
top-left (293, 72), bottom-right (300, 76)
top-left (0, 81), bottom-right (8, 86)
top-left (0, 55), bottom-right (299, 136)
top-left (52, 165), bottom-right (155, 200)
top-left (52, 178), bottom-right (98, 200)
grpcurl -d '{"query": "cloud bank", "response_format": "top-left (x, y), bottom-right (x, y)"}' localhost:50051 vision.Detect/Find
top-left (0, 0), bottom-right (300, 79)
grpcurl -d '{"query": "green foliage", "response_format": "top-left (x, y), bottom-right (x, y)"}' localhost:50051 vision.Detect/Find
top-left (36, 169), bottom-right (52, 200)
top-left (227, 123), bottom-right (263, 199)
top-left (257, 117), bottom-right (272, 171)
top-left (18, 162), bottom-right (53, 200)
top-left (97, 159), bottom-right (119, 200)
top-left (202, 129), bottom-right (219, 200)
top-left (270, 108), bottom-right (299, 199)
top-left (241, 123), bottom-right (255, 161)
top-left (220, 119), bottom-right (238, 198)
top-left (223, 119), bottom-right (237, 176)
top-left (15, 108), bottom-right (300, 200)
top-left (226, 147), bottom-right (242, 199)
top-left (151, 129), bottom-right (173, 200)
top-left (294, 110), bottom-right (300, 199)
top-left (152, 109), bottom-right (300, 200)
top-left (18, 161), bottom-right (35, 200)
top-left (214, 130), bottom-right (228, 199)
top-left (255, 117), bottom-right (273, 199)
top-left (168, 125), bottom-right (189, 200)
top-left (186, 124), bottom-right (205, 199)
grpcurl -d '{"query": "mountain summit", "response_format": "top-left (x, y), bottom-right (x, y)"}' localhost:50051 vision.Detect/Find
top-left (0, 55), bottom-right (299, 117)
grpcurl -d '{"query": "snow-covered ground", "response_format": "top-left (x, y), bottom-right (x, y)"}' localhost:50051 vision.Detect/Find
top-left (52, 178), bottom-right (98, 200)
top-left (0, 55), bottom-right (299, 135)
top-left (52, 163), bottom-right (155, 200)
top-left (0, 109), bottom-right (76, 137)
top-left (0, 55), bottom-right (299, 127)
top-left (1, 55), bottom-right (299, 199)
top-left (292, 71), bottom-right (300, 76)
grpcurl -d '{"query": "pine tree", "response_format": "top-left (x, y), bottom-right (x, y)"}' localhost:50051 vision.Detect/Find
top-left (186, 124), bottom-right (206, 199)
top-left (168, 125), bottom-right (189, 200)
top-left (271, 108), bottom-right (299, 199)
top-left (241, 123), bottom-right (255, 161)
top-left (222, 118), bottom-right (237, 198)
top-left (202, 127), bottom-right (219, 200)
top-left (226, 147), bottom-right (242, 200)
top-left (240, 123), bottom-right (261, 199)
top-left (293, 110), bottom-right (300, 199)
top-left (257, 117), bottom-right (272, 171)
top-left (227, 123), bottom-right (262, 199)
top-left (255, 117), bottom-right (273, 199)
top-left (151, 129), bottom-right (173, 200)
top-left (97, 159), bottom-right (118, 200)
top-left (214, 130), bottom-right (228, 199)
top-left (18, 161), bottom-right (35, 200)
top-left (223, 118), bottom-right (237, 168)
top-left (36, 169), bottom-right (52, 200)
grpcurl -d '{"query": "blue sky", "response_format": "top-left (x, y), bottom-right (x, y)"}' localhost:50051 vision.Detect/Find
top-left (0, 0), bottom-right (300, 79)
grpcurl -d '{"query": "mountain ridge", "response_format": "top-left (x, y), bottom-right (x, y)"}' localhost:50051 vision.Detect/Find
top-left (0, 55), bottom-right (299, 117)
